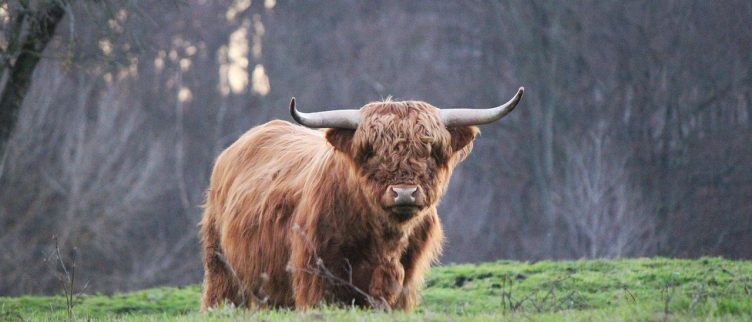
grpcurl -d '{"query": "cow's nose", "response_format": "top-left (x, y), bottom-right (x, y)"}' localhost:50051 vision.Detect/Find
top-left (391, 185), bottom-right (418, 206)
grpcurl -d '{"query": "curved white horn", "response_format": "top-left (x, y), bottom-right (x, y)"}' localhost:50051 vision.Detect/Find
top-left (440, 87), bottom-right (524, 127)
top-left (289, 97), bottom-right (360, 129)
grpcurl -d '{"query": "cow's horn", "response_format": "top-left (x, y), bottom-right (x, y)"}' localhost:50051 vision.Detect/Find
top-left (289, 97), bottom-right (360, 129)
top-left (440, 87), bottom-right (524, 127)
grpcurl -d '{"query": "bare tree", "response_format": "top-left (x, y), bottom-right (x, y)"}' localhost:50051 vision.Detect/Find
top-left (557, 124), bottom-right (657, 258)
top-left (0, 64), bottom-right (176, 294)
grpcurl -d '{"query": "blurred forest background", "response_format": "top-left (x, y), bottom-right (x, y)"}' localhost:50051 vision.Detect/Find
top-left (1, 0), bottom-right (751, 296)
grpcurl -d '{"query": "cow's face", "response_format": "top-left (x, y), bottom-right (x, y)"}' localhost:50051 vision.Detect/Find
top-left (326, 101), bottom-right (478, 222)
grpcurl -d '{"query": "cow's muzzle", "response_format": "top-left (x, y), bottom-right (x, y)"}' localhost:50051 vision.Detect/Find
top-left (383, 184), bottom-right (425, 220)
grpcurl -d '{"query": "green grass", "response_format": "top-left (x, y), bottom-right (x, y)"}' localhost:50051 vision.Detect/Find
top-left (2, 258), bottom-right (750, 321)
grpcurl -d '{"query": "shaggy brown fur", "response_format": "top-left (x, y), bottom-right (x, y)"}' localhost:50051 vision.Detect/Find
top-left (200, 100), bottom-right (478, 311)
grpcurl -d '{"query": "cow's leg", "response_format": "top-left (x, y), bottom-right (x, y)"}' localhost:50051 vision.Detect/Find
top-left (395, 213), bottom-right (443, 311)
top-left (289, 233), bottom-right (326, 309)
top-left (369, 259), bottom-right (405, 307)
top-left (200, 213), bottom-right (241, 310)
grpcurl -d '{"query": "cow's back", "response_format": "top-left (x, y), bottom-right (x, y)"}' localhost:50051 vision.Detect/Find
top-left (202, 120), bottom-right (330, 306)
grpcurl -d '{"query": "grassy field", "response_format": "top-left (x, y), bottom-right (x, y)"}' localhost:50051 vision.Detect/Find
top-left (1, 258), bottom-right (750, 321)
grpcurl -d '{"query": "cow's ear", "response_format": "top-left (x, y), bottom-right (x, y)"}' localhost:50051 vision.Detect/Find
top-left (325, 128), bottom-right (356, 155)
top-left (448, 126), bottom-right (479, 161)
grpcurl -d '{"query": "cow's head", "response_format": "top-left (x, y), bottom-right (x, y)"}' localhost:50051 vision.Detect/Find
top-left (290, 87), bottom-right (523, 223)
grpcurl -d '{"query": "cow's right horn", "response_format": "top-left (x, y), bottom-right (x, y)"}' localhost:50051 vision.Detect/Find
top-left (289, 97), bottom-right (360, 129)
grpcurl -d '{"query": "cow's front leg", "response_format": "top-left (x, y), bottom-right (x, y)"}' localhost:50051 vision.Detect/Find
top-left (395, 212), bottom-right (443, 311)
top-left (289, 231), bottom-right (326, 309)
top-left (368, 259), bottom-right (405, 307)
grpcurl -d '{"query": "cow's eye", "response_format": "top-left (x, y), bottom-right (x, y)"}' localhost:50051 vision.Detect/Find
top-left (358, 146), bottom-right (375, 161)
top-left (431, 146), bottom-right (446, 163)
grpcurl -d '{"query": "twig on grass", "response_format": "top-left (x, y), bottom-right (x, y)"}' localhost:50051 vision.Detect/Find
top-left (661, 281), bottom-right (677, 322)
top-left (721, 265), bottom-right (751, 296)
top-left (623, 286), bottom-right (637, 303)
top-left (500, 273), bottom-right (533, 313)
top-left (51, 236), bottom-right (79, 322)
top-left (500, 273), bottom-right (586, 314)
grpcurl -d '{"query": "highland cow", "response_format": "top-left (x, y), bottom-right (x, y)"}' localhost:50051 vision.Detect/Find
top-left (200, 87), bottom-right (524, 311)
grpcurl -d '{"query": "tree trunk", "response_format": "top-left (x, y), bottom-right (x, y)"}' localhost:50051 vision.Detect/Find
top-left (0, 3), bottom-right (65, 175)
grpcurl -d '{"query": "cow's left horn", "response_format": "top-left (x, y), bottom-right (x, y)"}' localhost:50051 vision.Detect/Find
top-left (440, 87), bottom-right (524, 127)
top-left (289, 97), bottom-right (360, 129)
